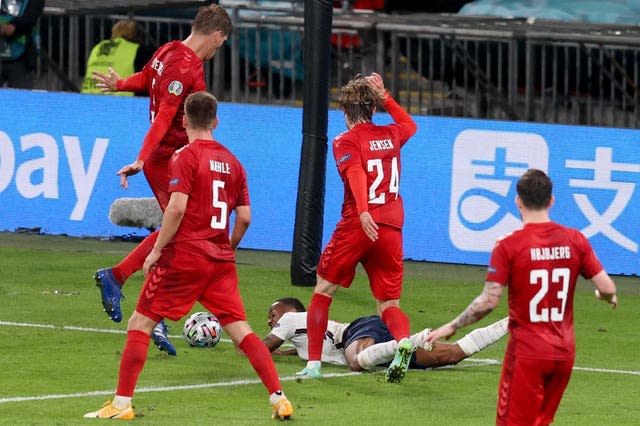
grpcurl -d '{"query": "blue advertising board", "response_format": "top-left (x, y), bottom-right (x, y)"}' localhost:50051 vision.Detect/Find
top-left (1, 89), bottom-right (638, 275)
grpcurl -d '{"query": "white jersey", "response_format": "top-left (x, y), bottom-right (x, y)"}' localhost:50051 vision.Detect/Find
top-left (270, 311), bottom-right (349, 366)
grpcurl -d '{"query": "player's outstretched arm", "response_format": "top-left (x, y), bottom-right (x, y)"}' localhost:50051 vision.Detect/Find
top-left (93, 67), bottom-right (148, 93)
top-left (427, 281), bottom-right (503, 345)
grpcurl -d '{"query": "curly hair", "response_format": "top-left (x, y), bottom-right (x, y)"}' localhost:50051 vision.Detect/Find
top-left (338, 75), bottom-right (386, 124)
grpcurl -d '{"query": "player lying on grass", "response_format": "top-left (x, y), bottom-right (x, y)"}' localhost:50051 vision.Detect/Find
top-left (263, 297), bottom-right (508, 372)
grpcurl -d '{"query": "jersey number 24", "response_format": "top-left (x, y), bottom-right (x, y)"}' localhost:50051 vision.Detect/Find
top-left (367, 157), bottom-right (399, 204)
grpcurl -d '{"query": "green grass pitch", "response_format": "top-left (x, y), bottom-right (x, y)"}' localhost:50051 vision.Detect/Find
top-left (0, 232), bottom-right (638, 425)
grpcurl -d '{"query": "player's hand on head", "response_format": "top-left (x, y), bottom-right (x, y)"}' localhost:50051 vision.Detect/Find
top-left (366, 72), bottom-right (386, 96)
top-left (359, 211), bottom-right (379, 242)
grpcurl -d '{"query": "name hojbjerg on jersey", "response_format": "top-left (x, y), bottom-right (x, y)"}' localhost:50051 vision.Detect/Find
top-left (531, 246), bottom-right (571, 261)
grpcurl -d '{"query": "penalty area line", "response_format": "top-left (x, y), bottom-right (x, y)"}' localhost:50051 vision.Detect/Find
top-left (0, 373), bottom-right (360, 404)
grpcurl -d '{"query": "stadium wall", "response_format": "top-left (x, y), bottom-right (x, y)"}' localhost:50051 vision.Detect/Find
top-left (1, 89), bottom-right (638, 275)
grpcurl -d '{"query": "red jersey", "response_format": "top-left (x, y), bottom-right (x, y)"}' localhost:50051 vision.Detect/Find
top-left (143, 41), bottom-right (206, 161)
top-left (486, 221), bottom-right (603, 360)
top-left (332, 104), bottom-right (414, 229)
top-left (167, 139), bottom-right (250, 261)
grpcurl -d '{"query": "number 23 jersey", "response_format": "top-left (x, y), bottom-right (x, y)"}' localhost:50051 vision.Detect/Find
top-left (486, 221), bottom-right (603, 360)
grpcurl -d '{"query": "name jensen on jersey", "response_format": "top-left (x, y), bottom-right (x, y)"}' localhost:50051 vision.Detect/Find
top-left (151, 58), bottom-right (164, 75)
top-left (369, 139), bottom-right (394, 151)
top-left (530, 246), bottom-right (571, 261)
top-left (210, 160), bottom-right (230, 174)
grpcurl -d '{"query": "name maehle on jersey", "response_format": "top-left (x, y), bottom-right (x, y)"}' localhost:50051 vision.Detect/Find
top-left (210, 160), bottom-right (230, 174)
top-left (368, 138), bottom-right (394, 151)
top-left (530, 246), bottom-right (571, 261)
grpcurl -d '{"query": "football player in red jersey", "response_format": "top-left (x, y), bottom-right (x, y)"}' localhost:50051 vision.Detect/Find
top-left (89, 5), bottom-right (231, 353)
top-left (84, 91), bottom-right (294, 421)
top-left (298, 72), bottom-right (418, 383)
top-left (427, 169), bottom-right (617, 426)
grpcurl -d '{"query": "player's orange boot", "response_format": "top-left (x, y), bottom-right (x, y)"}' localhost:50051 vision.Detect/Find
top-left (83, 400), bottom-right (135, 420)
top-left (271, 397), bottom-right (293, 420)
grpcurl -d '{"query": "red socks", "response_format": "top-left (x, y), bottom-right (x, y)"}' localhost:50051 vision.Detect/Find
top-left (307, 293), bottom-right (332, 362)
top-left (381, 306), bottom-right (410, 341)
top-left (112, 231), bottom-right (159, 285)
top-left (239, 333), bottom-right (281, 394)
top-left (116, 330), bottom-right (150, 397)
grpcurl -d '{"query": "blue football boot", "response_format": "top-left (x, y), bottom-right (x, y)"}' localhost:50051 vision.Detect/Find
top-left (94, 268), bottom-right (123, 323)
top-left (152, 320), bottom-right (177, 356)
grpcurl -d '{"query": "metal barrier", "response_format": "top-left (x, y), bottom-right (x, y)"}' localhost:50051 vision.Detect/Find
top-left (36, 7), bottom-right (640, 129)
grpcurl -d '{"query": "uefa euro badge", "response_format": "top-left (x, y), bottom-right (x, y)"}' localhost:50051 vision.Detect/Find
top-left (168, 80), bottom-right (184, 96)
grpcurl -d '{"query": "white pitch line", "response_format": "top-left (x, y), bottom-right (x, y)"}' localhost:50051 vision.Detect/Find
top-left (0, 320), bottom-right (233, 343)
top-left (573, 366), bottom-right (640, 376)
top-left (0, 373), bottom-right (360, 404)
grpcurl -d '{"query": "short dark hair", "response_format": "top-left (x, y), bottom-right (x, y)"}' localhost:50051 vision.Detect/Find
top-left (185, 91), bottom-right (217, 130)
top-left (338, 74), bottom-right (386, 124)
top-left (516, 169), bottom-right (553, 210)
top-left (274, 297), bottom-right (306, 312)
top-left (192, 5), bottom-right (231, 36)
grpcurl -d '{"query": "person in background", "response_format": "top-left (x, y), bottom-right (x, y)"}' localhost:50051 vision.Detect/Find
top-left (427, 168), bottom-right (617, 426)
top-left (82, 19), bottom-right (154, 96)
top-left (84, 91), bottom-right (294, 421)
top-left (0, 0), bottom-right (44, 89)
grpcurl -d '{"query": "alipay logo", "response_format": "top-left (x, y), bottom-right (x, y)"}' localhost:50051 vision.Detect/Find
top-left (449, 130), bottom-right (549, 251)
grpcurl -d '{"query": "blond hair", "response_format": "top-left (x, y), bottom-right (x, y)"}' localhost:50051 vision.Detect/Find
top-left (111, 20), bottom-right (142, 43)
top-left (338, 75), bottom-right (386, 124)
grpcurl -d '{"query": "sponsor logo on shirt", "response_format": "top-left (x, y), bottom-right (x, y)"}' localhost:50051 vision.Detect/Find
top-left (170, 178), bottom-right (179, 185)
top-left (487, 266), bottom-right (496, 274)
top-left (168, 80), bottom-right (183, 96)
top-left (337, 153), bottom-right (351, 165)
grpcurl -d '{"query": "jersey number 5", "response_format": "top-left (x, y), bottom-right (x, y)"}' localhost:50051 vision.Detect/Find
top-left (367, 157), bottom-right (399, 204)
top-left (529, 268), bottom-right (570, 322)
top-left (210, 180), bottom-right (228, 229)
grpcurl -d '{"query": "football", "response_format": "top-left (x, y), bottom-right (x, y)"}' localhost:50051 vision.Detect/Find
top-left (182, 311), bottom-right (222, 348)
